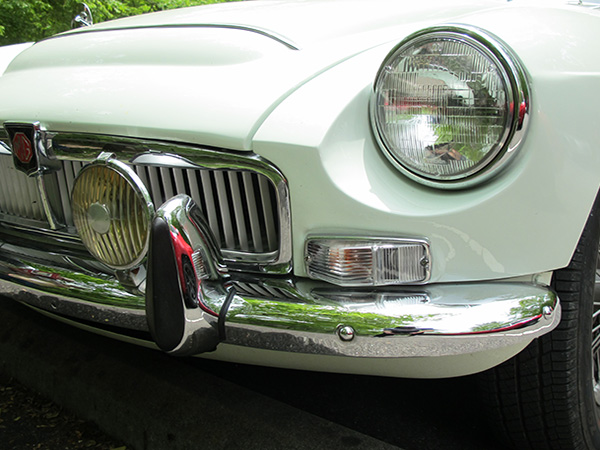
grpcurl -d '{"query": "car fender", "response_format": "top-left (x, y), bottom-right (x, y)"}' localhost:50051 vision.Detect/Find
top-left (253, 5), bottom-right (600, 283)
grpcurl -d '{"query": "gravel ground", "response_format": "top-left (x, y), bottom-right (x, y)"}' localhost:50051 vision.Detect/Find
top-left (0, 374), bottom-right (127, 450)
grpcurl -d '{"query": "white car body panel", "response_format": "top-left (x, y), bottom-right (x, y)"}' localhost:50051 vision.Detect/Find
top-left (0, 42), bottom-right (33, 76)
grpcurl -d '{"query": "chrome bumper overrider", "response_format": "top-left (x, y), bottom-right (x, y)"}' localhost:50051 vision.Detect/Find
top-left (0, 195), bottom-right (561, 359)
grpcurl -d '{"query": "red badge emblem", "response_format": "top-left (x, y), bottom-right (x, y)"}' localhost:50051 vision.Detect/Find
top-left (12, 132), bottom-right (33, 164)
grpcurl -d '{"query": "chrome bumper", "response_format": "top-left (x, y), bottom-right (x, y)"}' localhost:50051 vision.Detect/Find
top-left (0, 195), bottom-right (561, 359)
top-left (0, 260), bottom-right (560, 359)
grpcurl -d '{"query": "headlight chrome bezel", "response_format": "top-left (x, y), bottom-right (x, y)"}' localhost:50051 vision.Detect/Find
top-left (370, 25), bottom-right (531, 189)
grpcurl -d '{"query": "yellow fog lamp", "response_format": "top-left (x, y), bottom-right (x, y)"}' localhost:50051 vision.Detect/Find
top-left (305, 238), bottom-right (431, 287)
top-left (72, 153), bottom-right (154, 270)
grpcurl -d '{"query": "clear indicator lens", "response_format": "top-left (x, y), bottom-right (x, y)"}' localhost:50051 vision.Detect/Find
top-left (373, 33), bottom-right (514, 181)
top-left (306, 239), bottom-right (430, 287)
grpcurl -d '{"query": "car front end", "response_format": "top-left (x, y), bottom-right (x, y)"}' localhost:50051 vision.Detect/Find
top-left (1, 0), bottom-right (599, 382)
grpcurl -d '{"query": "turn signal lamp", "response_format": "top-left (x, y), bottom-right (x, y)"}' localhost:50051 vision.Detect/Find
top-left (305, 238), bottom-right (430, 286)
top-left (72, 153), bottom-right (154, 270)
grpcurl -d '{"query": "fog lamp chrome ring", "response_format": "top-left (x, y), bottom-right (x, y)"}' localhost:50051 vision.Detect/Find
top-left (72, 153), bottom-right (154, 270)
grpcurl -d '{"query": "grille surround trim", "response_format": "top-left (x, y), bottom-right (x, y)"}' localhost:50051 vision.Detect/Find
top-left (0, 129), bottom-right (292, 275)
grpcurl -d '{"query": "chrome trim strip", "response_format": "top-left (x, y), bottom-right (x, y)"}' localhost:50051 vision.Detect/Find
top-left (36, 173), bottom-right (60, 230)
top-left (0, 222), bottom-right (84, 250)
top-left (0, 242), bottom-right (561, 358)
top-left (47, 24), bottom-right (301, 51)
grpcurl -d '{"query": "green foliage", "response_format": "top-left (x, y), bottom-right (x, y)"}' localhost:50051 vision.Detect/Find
top-left (0, 0), bottom-right (235, 45)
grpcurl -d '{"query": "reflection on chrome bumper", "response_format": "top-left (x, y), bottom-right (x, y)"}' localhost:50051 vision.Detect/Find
top-left (0, 253), bottom-right (560, 359)
top-left (226, 281), bottom-right (559, 358)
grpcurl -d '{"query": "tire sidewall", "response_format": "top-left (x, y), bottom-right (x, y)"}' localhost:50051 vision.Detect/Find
top-left (576, 204), bottom-right (600, 448)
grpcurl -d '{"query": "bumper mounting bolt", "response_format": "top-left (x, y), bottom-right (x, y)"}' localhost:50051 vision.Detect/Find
top-left (337, 325), bottom-right (355, 342)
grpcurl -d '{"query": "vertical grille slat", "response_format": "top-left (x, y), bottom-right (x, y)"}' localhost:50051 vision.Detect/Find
top-left (16, 170), bottom-right (30, 218)
top-left (7, 167), bottom-right (22, 217)
top-left (173, 169), bottom-right (187, 198)
top-left (242, 172), bottom-right (264, 253)
top-left (134, 166), bottom-right (150, 196)
top-left (159, 167), bottom-right (175, 202)
top-left (0, 168), bottom-right (7, 213)
top-left (228, 171), bottom-right (249, 252)
top-left (0, 165), bottom-right (15, 215)
top-left (56, 164), bottom-right (73, 225)
top-left (185, 169), bottom-right (201, 206)
top-left (65, 161), bottom-right (81, 194)
top-left (16, 168), bottom-right (32, 218)
top-left (147, 166), bottom-right (164, 206)
top-left (198, 170), bottom-right (221, 245)
top-left (214, 171), bottom-right (236, 250)
top-left (258, 176), bottom-right (278, 251)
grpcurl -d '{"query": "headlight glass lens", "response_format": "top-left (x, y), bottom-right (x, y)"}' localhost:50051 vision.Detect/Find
top-left (72, 156), bottom-right (154, 270)
top-left (372, 28), bottom-right (527, 184)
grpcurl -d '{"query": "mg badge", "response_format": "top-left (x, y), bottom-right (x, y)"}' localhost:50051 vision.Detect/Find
top-left (4, 123), bottom-right (41, 176)
top-left (12, 132), bottom-right (34, 164)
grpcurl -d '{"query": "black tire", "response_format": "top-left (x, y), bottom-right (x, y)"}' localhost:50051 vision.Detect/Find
top-left (479, 194), bottom-right (600, 449)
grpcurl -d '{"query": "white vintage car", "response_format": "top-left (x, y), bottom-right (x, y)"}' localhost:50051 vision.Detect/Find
top-left (0, 0), bottom-right (599, 447)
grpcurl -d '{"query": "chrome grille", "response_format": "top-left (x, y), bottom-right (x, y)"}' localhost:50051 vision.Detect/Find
top-left (233, 281), bottom-right (295, 301)
top-left (0, 131), bottom-right (291, 272)
top-left (0, 157), bottom-right (47, 222)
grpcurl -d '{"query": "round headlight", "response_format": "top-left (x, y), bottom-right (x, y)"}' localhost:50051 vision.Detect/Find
top-left (371, 26), bottom-right (529, 188)
top-left (72, 153), bottom-right (154, 269)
